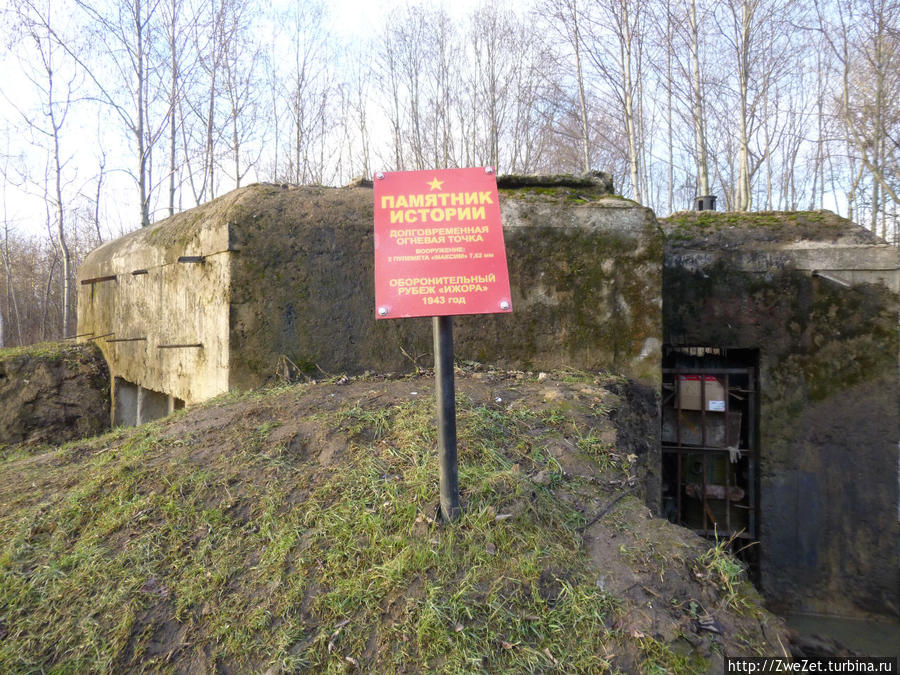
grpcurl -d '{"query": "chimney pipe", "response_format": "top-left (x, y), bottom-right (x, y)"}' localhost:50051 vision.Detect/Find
top-left (695, 195), bottom-right (717, 211)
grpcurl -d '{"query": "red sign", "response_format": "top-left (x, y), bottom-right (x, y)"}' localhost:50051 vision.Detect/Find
top-left (373, 167), bottom-right (513, 319)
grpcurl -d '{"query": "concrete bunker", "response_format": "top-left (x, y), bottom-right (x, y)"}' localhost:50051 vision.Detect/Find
top-left (77, 172), bottom-right (662, 420)
top-left (76, 179), bottom-right (898, 619)
top-left (661, 209), bottom-right (899, 618)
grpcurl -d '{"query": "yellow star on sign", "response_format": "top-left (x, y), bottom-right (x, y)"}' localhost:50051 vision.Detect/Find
top-left (428, 177), bottom-right (444, 191)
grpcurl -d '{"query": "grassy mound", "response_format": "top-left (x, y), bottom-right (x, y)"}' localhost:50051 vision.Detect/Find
top-left (0, 370), bottom-right (786, 672)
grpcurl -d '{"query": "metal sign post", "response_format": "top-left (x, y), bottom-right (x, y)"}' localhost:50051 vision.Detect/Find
top-left (373, 167), bottom-right (512, 524)
top-left (433, 315), bottom-right (460, 522)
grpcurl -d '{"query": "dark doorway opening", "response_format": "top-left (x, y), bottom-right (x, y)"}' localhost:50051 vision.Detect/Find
top-left (661, 346), bottom-right (760, 578)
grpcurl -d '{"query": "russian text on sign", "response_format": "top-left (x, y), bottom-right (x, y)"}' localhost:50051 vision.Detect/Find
top-left (373, 167), bottom-right (513, 318)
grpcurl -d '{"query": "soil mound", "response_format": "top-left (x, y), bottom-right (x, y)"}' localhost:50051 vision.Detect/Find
top-left (0, 342), bottom-right (109, 451)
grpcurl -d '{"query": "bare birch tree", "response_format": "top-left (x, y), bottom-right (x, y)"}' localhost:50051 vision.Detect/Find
top-left (817, 0), bottom-right (899, 238)
top-left (582, 0), bottom-right (647, 201)
top-left (161, 0), bottom-right (195, 216)
top-left (11, 0), bottom-right (78, 335)
top-left (539, 0), bottom-right (592, 172)
top-left (49, 0), bottom-right (172, 227)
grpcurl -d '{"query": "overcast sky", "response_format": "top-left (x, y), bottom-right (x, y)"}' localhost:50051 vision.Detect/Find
top-left (0, 0), bottom-right (494, 242)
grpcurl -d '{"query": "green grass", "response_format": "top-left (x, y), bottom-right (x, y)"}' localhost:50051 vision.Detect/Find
top-left (0, 382), bottom-right (747, 672)
top-left (692, 531), bottom-right (755, 614)
top-left (0, 340), bottom-right (94, 364)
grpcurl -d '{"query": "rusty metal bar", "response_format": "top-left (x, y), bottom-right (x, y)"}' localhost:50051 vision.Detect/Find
top-left (131, 269), bottom-right (148, 276)
top-left (675, 371), bottom-right (683, 447)
top-left (662, 445), bottom-right (748, 455)
top-left (87, 332), bottom-right (114, 341)
top-left (700, 376), bottom-right (708, 447)
top-left (158, 343), bottom-right (203, 349)
top-left (748, 367), bottom-right (758, 539)
top-left (676, 448), bottom-right (683, 525)
top-left (723, 374), bottom-right (731, 436)
top-left (663, 367), bottom-right (753, 376)
top-left (673, 370), bottom-right (685, 526)
top-left (177, 256), bottom-right (205, 264)
top-left (702, 453), bottom-right (708, 534)
top-left (725, 464), bottom-right (732, 534)
top-left (107, 337), bottom-right (147, 343)
top-left (80, 275), bottom-right (117, 285)
top-left (724, 373), bottom-right (732, 534)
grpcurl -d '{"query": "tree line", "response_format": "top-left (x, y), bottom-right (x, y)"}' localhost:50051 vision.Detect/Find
top-left (1, 0), bottom-right (897, 347)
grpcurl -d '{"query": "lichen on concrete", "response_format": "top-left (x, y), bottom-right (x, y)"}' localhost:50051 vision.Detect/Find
top-left (663, 209), bottom-right (884, 247)
top-left (77, 179), bottom-right (663, 437)
top-left (221, 181), bottom-right (663, 389)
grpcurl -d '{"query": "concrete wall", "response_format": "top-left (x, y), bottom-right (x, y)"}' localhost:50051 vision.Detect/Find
top-left (78, 192), bottom-right (240, 408)
top-left (662, 211), bottom-right (899, 618)
top-left (220, 180), bottom-right (663, 390)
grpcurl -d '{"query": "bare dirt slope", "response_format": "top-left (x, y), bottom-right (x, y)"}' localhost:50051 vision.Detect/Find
top-left (0, 342), bottom-right (109, 451)
top-left (0, 368), bottom-right (788, 673)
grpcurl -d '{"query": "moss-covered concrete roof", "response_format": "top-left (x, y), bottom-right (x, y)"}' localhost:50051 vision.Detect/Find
top-left (82, 174), bottom-right (628, 277)
top-left (78, 176), bottom-right (664, 395)
top-left (661, 209), bottom-right (887, 250)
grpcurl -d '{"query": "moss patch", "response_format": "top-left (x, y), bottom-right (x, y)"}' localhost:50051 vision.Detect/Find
top-left (661, 210), bottom-right (883, 249)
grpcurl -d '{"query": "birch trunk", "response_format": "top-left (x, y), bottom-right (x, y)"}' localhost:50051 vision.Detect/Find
top-left (689, 0), bottom-right (709, 196)
top-left (569, 0), bottom-right (591, 172)
top-left (666, 0), bottom-right (674, 213)
top-left (1, 223), bottom-right (22, 346)
top-left (167, 0), bottom-right (177, 217)
top-left (621, 1), bottom-right (641, 202)
top-left (736, 0), bottom-right (752, 211)
top-left (135, 0), bottom-right (150, 227)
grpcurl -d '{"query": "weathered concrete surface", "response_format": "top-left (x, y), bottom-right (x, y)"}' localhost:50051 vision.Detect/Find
top-left (78, 179), bottom-right (663, 414)
top-left (78, 197), bottom-right (234, 407)
top-left (0, 342), bottom-right (110, 449)
top-left (665, 210), bottom-right (898, 291)
top-left (496, 170), bottom-right (614, 193)
top-left (228, 183), bottom-right (661, 388)
top-left (662, 211), bottom-right (899, 618)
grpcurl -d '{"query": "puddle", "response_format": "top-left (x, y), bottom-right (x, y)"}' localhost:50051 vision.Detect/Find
top-left (784, 613), bottom-right (900, 658)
